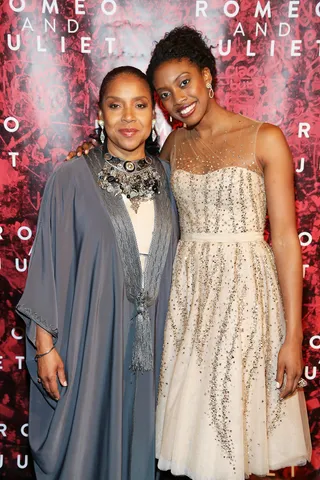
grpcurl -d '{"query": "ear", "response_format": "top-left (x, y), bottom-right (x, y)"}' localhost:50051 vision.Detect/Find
top-left (152, 110), bottom-right (156, 121)
top-left (98, 109), bottom-right (104, 121)
top-left (201, 67), bottom-right (212, 84)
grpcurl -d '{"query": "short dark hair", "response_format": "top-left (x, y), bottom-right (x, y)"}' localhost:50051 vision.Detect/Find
top-left (98, 66), bottom-right (159, 155)
top-left (146, 25), bottom-right (217, 89)
top-left (99, 66), bottom-right (155, 108)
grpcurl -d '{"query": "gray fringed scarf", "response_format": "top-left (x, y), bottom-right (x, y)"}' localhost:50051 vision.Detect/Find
top-left (85, 147), bottom-right (172, 372)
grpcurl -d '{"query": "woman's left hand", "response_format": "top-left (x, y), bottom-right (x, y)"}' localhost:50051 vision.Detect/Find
top-left (276, 339), bottom-right (304, 399)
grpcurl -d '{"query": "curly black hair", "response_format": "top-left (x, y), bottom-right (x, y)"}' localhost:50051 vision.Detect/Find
top-left (98, 66), bottom-right (160, 156)
top-left (146, 25), bottom-right (217, 89)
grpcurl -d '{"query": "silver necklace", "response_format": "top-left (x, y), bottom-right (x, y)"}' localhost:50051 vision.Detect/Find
top-left (97, 152), bottom-right (161, 213)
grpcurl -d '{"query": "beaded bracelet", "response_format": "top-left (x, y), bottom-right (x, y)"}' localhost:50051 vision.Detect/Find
top-left (34, 345), bottom-right (55, 361)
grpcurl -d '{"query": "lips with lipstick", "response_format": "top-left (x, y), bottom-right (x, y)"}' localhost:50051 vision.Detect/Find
top-left (178, 101), bottom-right (197, 118)
top-left (118, 128), bottom-right (139, 137)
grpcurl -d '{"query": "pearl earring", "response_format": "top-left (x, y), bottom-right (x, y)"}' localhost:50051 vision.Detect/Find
top-left (206, 82), bottom-right (214, 99)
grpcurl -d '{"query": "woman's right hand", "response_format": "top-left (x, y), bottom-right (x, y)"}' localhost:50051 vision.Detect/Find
top-left (37, 348), bottom-right (68, 401)
top-left (66, 139), bottom-right (97, 161)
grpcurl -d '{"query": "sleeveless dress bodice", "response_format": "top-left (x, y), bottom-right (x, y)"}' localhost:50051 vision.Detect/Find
top-left (172, 167), bottom-right (265, 235)
top-left (156, 115), bottom-right (311, 480)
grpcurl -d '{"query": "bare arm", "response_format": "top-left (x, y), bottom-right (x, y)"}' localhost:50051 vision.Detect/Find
top-left (257, 123), bottom-right (303, 398)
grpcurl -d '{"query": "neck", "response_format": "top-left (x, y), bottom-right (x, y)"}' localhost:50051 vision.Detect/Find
top-left (194, 99), bottom-right (234, 138)
top-left (106, 139), bottom-right (146, 161)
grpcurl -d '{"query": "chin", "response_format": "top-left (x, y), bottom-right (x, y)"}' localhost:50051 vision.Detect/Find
top-left (184, 115), bottom-right (202, 127)
top-left (117, 138), bottom-right (142, 152)
top-left (193, 107), bottom-right (207, 125)
top-left (177, 108), bottom-right (203, 127)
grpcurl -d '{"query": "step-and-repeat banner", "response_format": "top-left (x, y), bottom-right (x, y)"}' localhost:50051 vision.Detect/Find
top-left (0, 1), bottom-right (319, 478)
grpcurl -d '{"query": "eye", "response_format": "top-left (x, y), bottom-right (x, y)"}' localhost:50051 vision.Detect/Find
top-left (108, 103), bottom-right (120, 109)
top-left (160, 92), bottom-right (170, 101)
top-left (136, 103), bottom-right (147, 109)
top-left (180, 79), bottom-right (190, 88)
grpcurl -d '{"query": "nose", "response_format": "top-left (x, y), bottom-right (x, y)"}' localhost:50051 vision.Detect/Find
top-left (121, 106), bottom-right (135, 123)
top-left (173, 89), bottom-right (188, 106)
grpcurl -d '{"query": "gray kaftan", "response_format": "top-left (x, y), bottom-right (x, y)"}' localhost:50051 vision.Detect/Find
top-left (16, 148), bottom-right (179, 480)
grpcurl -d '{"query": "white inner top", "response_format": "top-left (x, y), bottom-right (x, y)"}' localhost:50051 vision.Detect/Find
top-left (122, 196), bottom-right (155, 273)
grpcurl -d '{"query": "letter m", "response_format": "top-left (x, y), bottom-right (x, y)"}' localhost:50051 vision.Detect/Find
top-left (255, 1), bottom-right (271, 18)
top-left (42, 0), bottom-right (59, 14)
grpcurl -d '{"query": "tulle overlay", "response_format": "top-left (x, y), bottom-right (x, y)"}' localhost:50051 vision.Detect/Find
top-left (156, 118), bottom-right (311, 480)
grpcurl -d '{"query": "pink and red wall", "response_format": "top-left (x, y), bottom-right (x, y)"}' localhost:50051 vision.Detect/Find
top-left (0, 1), bottom-right (319, 478)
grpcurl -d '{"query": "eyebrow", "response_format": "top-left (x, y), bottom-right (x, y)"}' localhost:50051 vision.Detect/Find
top-left (104, 95), bottom-right (150, 101)
top-left (157, 72), bottom-right (191, 91)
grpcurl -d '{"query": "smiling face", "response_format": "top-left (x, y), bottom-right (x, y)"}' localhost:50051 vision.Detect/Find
top-left (153, 58), bottom-right (212, 127)
top-left (99, 73), bottom-right (153, 159)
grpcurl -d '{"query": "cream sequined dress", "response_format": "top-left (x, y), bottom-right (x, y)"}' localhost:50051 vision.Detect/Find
top-left (156, 115), bottom-right (311, 480)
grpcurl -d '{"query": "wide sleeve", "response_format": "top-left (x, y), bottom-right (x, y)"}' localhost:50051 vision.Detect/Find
top-left (16, 170), bottom-right (60, 348)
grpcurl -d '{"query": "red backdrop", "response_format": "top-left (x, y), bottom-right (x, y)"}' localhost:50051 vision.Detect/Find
top-left (0, 1), bottom-right (319, 478)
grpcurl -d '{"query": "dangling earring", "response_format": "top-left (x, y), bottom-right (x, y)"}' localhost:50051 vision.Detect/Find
top-left (152, 119), bottom-right (157, 142)
top-left (206, 82), bottom-right (214, 99)
top-left (98, 119), bottom-right (105, 144)
top-left (169, 116), bottom-right (172, 123)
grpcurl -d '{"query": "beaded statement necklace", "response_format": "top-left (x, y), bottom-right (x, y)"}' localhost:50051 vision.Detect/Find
top-left (97, 152), bottom-right (161, 213)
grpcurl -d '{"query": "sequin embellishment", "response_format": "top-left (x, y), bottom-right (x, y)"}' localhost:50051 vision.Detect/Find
top-left (156, 115), bottom-right (309, 480)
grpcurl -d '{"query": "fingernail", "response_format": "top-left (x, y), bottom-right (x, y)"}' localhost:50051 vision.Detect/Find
top-left (63, 381), bottom-right (68, 387)
top-left (276, 382), bottom-right (280, 389)
top-left (85, 150), bottom-right (88, 154)
top-left (77, 152), bottom-right (81, 156)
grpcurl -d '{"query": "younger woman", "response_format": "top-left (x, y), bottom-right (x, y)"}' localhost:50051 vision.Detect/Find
top-left (16, 66), bottom-right (179, 480)
top-left (147, 26), bottom-right (311, 480)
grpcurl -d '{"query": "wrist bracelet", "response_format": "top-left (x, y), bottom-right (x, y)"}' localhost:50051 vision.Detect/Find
top-left (35, 345), bottom-right (55, 361)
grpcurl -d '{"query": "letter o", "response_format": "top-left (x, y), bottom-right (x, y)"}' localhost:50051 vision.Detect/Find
top-left (21, 424), bottom-right (28, 437)
top-left (224, 1), bottom-right (240, 18)
top-left (18, 226), bottom-right (32, 240)
top-left (101, 0), bottom-right (116, 15)
top-left (4, 117), bottom-right (19, 133)
top-left (9, 0), bottom-right (26, 12)
top-left (310, 335), bottom-right (320, 349)
top-left (11, 328), bottom-right (24, 340)
top-left (299, 232), bottom-right (312, 247)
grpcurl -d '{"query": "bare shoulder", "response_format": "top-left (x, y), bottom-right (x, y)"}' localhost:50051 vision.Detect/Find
top-left (258, 122), bottom-right (286, 143)
top-left (256, 123), bottom-right (291, 167)
top-left (159, 128), bottom-right (181, 162)
top-left (257, 123), bottom-right (289, 150)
